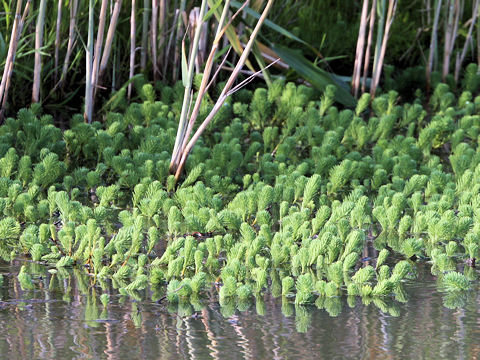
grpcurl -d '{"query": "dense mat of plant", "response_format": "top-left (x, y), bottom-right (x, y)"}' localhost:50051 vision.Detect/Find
top-left (1, 71), bottom-right (480, 310)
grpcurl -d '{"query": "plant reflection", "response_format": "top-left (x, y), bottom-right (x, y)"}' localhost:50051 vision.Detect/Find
top-left (0, 261), bottom-right (479, 359)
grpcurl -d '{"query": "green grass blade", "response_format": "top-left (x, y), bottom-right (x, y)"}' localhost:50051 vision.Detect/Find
top-left (230, 0), bottom-right (307, 46)
top-left (181, 39), bottom-right (188, 87)
top-left (272, 44), bottom-right (356, 107)
top-left (203, 0), bottom-right (223, 22)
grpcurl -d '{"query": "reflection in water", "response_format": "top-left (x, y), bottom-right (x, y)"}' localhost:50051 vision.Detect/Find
top-left (0, 260), bottom-right (480, 359)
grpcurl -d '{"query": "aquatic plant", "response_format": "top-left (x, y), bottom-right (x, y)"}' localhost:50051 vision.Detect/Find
top-left (0, 76), bottom-right (480, 315)
top-left (441, 272), bottom-right (471, 292)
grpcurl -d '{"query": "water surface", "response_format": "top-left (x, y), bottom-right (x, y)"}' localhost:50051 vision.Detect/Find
top-left (0, 260), bottom-right (479, 360)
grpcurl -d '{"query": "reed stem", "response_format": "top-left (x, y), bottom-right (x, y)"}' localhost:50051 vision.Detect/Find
top-left (60, 0), bottom-right (79, 89)
top-left (427, 0), bottom-right (443, 92)
top-left (163, 7), bottom-right (180, 79)
top-left (172, 0), bottom-right (187, 82)
top-left (352, 0), bottom-right (369, 98)
top-left (454, 0), bottom-right (479, 81)
top-left (174, 0), bottom-right (274, 181)
top-left (141, 0), bottom-right (150, 71)
top-left (370, 0), bottom-right (397, 97)
top-left (32, 0), bottom-right (47, 103)
top-left (128, 0), bottom-right (137, 100)
top-left (0, 0), bottom-right (23, 114)
top-left (54, 0), bottom-right (63, 86)
top-left (91, 0), bottom-right (109, 94)
top-left (362, 0), bottom-right (377, 93)
top-left (174, 0), bottom-right (233, 167)
top-left (372, 0), bottom-right (386, 76)
top-left (84, 0), bottom-right (95, 123)
top-left (442, 0), bottom-right (460, 81)
top-left (99, 0), bottom-right (123, 84)
top-left (0, 0), bottom-right (31, 121)
top-left (151, 0), bottom-right (159, 81)
top-left (158, 0), bottom-right (167, 69)
top-left (170, 0), bottom-right (208, 172)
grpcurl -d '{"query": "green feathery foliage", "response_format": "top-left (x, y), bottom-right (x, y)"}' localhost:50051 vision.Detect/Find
top-left (0, 76), bottom-right (480, 315)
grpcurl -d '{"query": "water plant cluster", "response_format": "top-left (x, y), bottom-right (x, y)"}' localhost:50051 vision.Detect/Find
top-left (2, 67), bottom-right (480, 311)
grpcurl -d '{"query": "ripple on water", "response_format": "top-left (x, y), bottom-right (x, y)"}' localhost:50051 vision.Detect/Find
top-left (0, 262), bottom-right (479, 359)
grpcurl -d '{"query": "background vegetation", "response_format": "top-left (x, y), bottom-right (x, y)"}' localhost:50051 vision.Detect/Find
top-left (0, 0), bottom-right (479, 122)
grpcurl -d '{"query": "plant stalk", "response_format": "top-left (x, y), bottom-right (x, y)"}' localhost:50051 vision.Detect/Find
top-left (151, 0), bottom-right (159, 81)
top-left (84, 0), bottom-right (95, 123)
top-left (158, 0), bottom-right (167, 69)
top-left (442, 0), bottom-right (459, 81)
top-left (174, 0), bottom-right (233, 167)
top-left (372, 0), bottom-right (386, 75)
top-left (54, 0), bottom-right (63, 86)
top-left (170, 0), bottom-right (209, 171)
top-left (426, 0), bottom-right (443, 92)
top-left (91, 0), bottom-right (109, 96)
top-left (141, 0), bottom-right (150, 70)
top-left (173, 0), bottom-right (187, 82)
top-left (352, 0), bottom-right (370, 98)
top-left (362, 0), bottom-right (377, 93)
top-left (129, 0), bottom-right (137, 100)
top-left (174, 0), bottom-right (274, 181)
top-left (454, 0), bottom-right (479, 81)
top-left (370, 0), bottom-right (397, 97)
top-left (32, 0), bottom-right (48, 103)
top-left (60, 0), bottom-right (79, 89)
top-left (0, 0), bottom-right (23, 114)
top-left (0, 0), bottom-right (31, 120)
top-left (98, 0), bottom-right (123, 84)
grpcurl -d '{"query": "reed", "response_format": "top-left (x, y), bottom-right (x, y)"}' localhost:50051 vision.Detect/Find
top-left (158, 0), bottom-right (167, 69)
top-left (59, 0), bottom-right (79, 90)
top-left (172, 0), bottom-right (187, 82)
top-left (454, 0), bottom-right (480, 81)
top-left (0, 0), bottom-right (31, 121)
top-left (352, 0), bottom-right (397, 97)
top-left (84, 0), bottom-right (94, 123)
top-left (171, 0), bottom-right (275, 180)
top-left (98, 0), bottom-right (123, 85)
top-left (88, 0), bottom-right (109, 121)
top-left (372, 0), bottom-right (386, 80)
top-left (54, 0), bottom-right (63, 86)
top-left (170, 0), bottom-right (209, 173)
top-left (442, 0), bottom-right (461, 81)
top-left (32, 0), bottom-right (47, 103)
top-left (352, 0), bottom-right (369, 98)
top-left (141, 0), bottom-right (150, 71)
top-left (151, 0), bottom-right (159, 81)
top-left (426, 0), bottom-right (443, 92)
top-left (170, 0), bottom-right (234, 171)
top-left (370, 0), bottom-right (397, 97)
top-left (362, 0), bottom-right (376, 94)
top-left (128, 0), bottom-right (137, 100)
top-left (1, 0), bottom-right (480, 121)
top-left (0, 0), bottom-right (23, 120)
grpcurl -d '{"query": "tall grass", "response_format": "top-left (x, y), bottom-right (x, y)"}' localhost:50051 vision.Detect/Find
top-left (0, 0), bottom-right (480, 121)
top-left (352, 0), bottom-right (398, 98)
top-left (128, 0), bottom-right (137, 100)
top-left (171, 0), bottom-right (275, 180)
top-left (32, 0), bottom-right (46, 103)
top-left (454, 0), bottom-right (480, 81)
top-left (0, 0), bottom-right (280, 121)
top-left (427, 0), bottom-right (443, 92)
top-left (0, 0), bottom-right (31, 121)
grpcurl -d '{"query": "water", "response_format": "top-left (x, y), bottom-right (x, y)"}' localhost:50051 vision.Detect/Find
top-left (0, 260), bottom-right (479, 360)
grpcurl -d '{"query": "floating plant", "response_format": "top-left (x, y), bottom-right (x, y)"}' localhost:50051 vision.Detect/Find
top-left (0, 74), bottom-right (479, 316)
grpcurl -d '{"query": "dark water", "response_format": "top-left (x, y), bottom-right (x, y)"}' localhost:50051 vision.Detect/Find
top-left (1, 261), bottom-right (480, 360)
